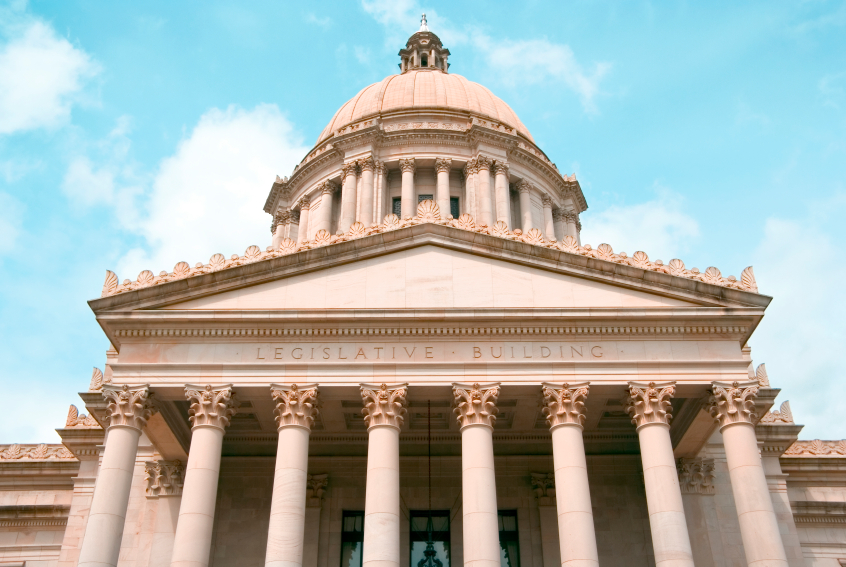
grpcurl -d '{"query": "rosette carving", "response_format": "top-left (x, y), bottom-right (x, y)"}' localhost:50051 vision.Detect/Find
top-left (103, 384), bottom-right (156, 431)
top-left (361, 383), bottom-right (408, 430)
top-left (185, 384), bottom-right (238, 430)
top-left (624, 381), bottom-right (675, 428)
top-left (271, 383), bottom-right (319, 430)
top-left (453, 382), bottom-right (500, 429)
top-left (708, 381), bottom-right (758, 428)
top-left (145, 460), bottom-right (184, 497)
top-left (542, 382), bottom-right (589, 429)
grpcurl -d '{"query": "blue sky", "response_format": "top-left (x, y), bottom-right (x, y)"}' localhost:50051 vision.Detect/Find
top-left (1, 0), bottom-right (844, 442)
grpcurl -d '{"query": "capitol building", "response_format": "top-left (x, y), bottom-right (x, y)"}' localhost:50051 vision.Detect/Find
top-left (3, 17), bottom-right (846, 567)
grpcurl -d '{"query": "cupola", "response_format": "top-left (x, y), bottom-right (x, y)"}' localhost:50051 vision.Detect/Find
top-left (398, 14), bottom-right (450, 73)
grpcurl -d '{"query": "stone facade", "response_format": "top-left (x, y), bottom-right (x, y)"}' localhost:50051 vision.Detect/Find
top-left (3, 15), bottom-right (846, 567)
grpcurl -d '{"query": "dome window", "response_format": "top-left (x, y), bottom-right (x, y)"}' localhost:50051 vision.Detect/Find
top-left (421, 55), bottom-right (428, 67)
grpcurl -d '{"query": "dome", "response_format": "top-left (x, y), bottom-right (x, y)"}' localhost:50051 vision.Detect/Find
top-left (316, 70), bottom-right (534, 145)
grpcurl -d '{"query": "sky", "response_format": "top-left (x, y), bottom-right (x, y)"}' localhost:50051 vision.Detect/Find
top-left (1, 0), bottom-right (845, 442)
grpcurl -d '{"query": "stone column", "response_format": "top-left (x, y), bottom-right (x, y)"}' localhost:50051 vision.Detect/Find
top-left (399, 159), bottom-right (415, 219)
top-left (435, 158), bottom-right (452, 219)
top-left (476, 156), bottom-right (494, 227)
top-left (145, 460), bottom-right (185, 567)
top-left (273, 211), bottom-right (292, 249)
top-left (552, 209), bottom-right (565, 241)
top-left (517, 180), bottom-right (534, 232)
top-left (303, 474), bottom-right (328, 567)
top-left (266, 384), bottom-right (320, 567)
top-left (542, 196), bottom-right (555, 240)
top-left (314, 182), bottom-right (336, 236)
top-left (493, 162), bottom-right (510, 228)
top-left (375, 161), bottom-right (388, 224)
top-left (625, 382), bottom-right (694, 567)
top-left (358, 157), bottom-right (375, 227)
top-left (453, 382), bottom-right (501, 567)
top-left (296, 197), bottom-right (311, 244)
top-left (542, 382), bottom-right (599, 567)
top-left (360, 383), bottom-right (409, 567)
top-left (530, 473), bottom-right (560, 567)
top-left (463, 159), bottom-right (477, 219)
top-left (78, 385), bottom-right (156, 567)
top-left (170, 385), bottom-right (238, 567)
top-left (340, 162), bottom-right (358, 233)
top-left (708, 381), bottom-right (789, 567)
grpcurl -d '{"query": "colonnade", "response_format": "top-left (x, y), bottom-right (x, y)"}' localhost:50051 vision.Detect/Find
top-left (272, 155), bottom-right (581, 246)
top-left (76, 379), bottom-right (787, 567)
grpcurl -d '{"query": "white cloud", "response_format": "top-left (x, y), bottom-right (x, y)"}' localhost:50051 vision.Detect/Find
top-left (115, 104), bottom-right (309, 280)
top-left (751, 210), bottom-right (846, 439)
top-left (0, 17), bottom-right (99, 134)
top-left (306, 13), bottom-right (332, 29)
top-left (579, 190), bottom-right (700, 261)
top-left (0, 191), bottom-right (25, 254)
top-left (62, 156), bottom-right (115, 206)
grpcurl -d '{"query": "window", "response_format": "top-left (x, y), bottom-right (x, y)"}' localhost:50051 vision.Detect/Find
top-left (418, 194), bottom-right (434, 202)
top-left (498, 511), bottom-right (519, 567)
top-left (340, 511), bottom-right (364, 567)
top-left (410, 511), bottom-right (450, 567)
top-left (421, 55), bottom-right (428, 67)
top-left (392, 197), bottom-right (402, 216)
top-left (450, 197), bottom-right (459, 219)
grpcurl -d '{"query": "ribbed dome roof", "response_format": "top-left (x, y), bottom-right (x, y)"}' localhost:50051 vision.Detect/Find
top-left (317, 70), bottom-right (533, 145)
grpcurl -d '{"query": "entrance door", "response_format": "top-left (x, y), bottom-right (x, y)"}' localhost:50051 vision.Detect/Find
top-left (410, 510), bottom-right (450, 567)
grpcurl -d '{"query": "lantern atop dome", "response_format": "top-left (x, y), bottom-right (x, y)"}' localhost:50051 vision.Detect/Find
top-left (398, 14), bottom-right (450, 73)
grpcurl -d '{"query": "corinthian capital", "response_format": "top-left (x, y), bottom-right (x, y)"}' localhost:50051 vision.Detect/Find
top-left (319, 181), bottom-right (337, 195)
top-left (307, 473), bottom-right (328, 507)
top-left (625, 381), bottom-right (675, 429)
top-left (475, 155), bottom-right (492, 170)
top-left (298, 195), bottom-right (311, 210)
top-left (463, 158), bottom-right (477, 176)
top-left (435, 157), bottom-right (452, 173)
top-left (145, 460), bottom-right (184, 497)
top-left (399, 158), bottom-right (416, 173)
top-left (375, 160), bottom-right (387, 175)
top-left (271, 383), bottom-right (319, 430)
top-left (185, 384), bottom-right (238, 430)
top-left (453, 382), bottom-right (500, 429)
top-left (517, 180), bottom-right (533, 194)
top-left (677, 458), bottom-right (715, 495)
top-left (541, 194), bottom-right (553, 207)
top-left (542, 382), bottom-right (589, 429)
top-left (358, 156), bottom-right (375, 172)
top-left (493, 162), bottom-right (509, 176)
top-left (342, 162), bottom-right (358, 178)
top-left (530, 472), bottom-right (555, 503)
top-left (361, 383), bottom-right (408, 430)
top-left (102, 384), bottom-right (156, 431)
top-left (708, 381), bottom-right (759, 428)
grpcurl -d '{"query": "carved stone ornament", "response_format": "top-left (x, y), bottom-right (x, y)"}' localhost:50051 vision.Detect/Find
top-left (306, 473), bottom-right (328, 507)
top-left (542, 382), bottom-right (589, 429)
top-left (475, 155), bottom-right (492, 170)
top-left (361, 383), bottom-right (408, 430)
top-left (0, 444), bottom-right (74, 460)
top-left (145, 460), bottom-right (184, 497)
top-left (541, 194), bottom-right (553, 207)
top-left (435, 157), bottom-right (452, 173)
top-left (453, 382), bottom-right (500, 429)
top-left (102, 384), bottom-right (156, 431)
top-left (517, 180), bottom-right (533, 194)
top-left (677, 458), bottom-right (716, 495)
top-left (342, 162), bottom-right (358, 178)
top-left (756, 363), bottom-right (770, 387)
top-left (270, 383), bottom-right (319, 430)
top-left (66, 405), bottom-right (100, 428)
top-left (530, 472), bottom-right (556, 504)
top-left (784, 439), bottom-right (846, 457)
top-left (399, 158), bottom-right (416, 173)
top-left (89, 367), bottom-right (107, 391)
top-left (358, 156), bottom-right (375, 171)
top-left (185, 384), bottom-right (239, 430)
top-left (375, 160), bottom-right (387, 175)
top-left (708, 381), bottom-right (758, 429)
top-left (298, 195), bottom-right (311, 210)
top-left (760, 400), bottom-right (794, 424)
top-left (493, 162), bottom-right (509, 176)
top-left (624, 381), bottom-right (675, 429)
top-left (463, 158), bottom-right (477, 175)
top-left (319, 180), bottom-right (337, 195)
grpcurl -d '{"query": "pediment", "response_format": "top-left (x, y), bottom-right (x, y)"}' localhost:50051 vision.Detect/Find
top-left (166, 245), bottom-right (697, 310)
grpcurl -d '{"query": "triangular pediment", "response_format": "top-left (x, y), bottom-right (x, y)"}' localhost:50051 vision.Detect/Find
top-left (165, 245), bottom-right (697, 310)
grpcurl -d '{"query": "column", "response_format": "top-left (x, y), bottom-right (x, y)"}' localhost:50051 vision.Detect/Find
top-left (170, 385), bottom-right (239, 567)
top-left (375, 161), bottom-right (388, 224)
top-left (530, 473), bottom-right (560, 567)
top-left (542, 196), bottom-right (555, 240)
top-left (77, 385), bottom-right (156, 567)
top-left (358, 157), bottom-right (375, 227)
top-left (266, 384), bottom-right (320, 567)
top-left (314, 182), bottom-right (336, 235)
top-left (625, 382), bottom-right (694, 567)
top-left (399, 158), bottom-right (415, 219)
top-left (517, 180), bottom-right (534, 232)
top-left (708, 381), bottom-right (789, 567)
top-left (145, 460), bottom-right (185, 567)
top-left (273, 211), bottom-right (292, 249)
top-left (552, 210), bottom-right (565, 241)
top-left (303, 474), bottom-right (328, 567)
top-left (453, 382), bottom-right (501, 567)
top-left (360, 383), bottom-right (409, 567)
top-left (296, 197), bottom-right (310, 244)
top-left (476, 156), bottom-right (494, 227)
top-left (542, 383), bottom-right (599, 567)
top-left (340, 162), bottom-right (358, 233)
top-left (463, 159), bottom-right (477, 219)
top-left (493, 162), bottom-right (510, 228)
top-left (435, 158), bottom-right (452, 219)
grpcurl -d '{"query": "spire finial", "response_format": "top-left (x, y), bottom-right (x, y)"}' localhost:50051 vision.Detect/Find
top-left (420, 13), bottom-right (429, 32)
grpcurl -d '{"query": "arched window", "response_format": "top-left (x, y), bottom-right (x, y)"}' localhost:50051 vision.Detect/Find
top-left (421, 54), bottom-right (428, 67)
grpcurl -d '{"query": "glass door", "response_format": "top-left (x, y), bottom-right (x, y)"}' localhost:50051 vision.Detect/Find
top-left (410, 510), bottom-right (450, 567)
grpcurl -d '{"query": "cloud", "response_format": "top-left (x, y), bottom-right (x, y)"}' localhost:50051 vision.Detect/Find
top-left (579, 189), bottom-right (700, 261)
top-left (0, 191), bottom-right (25, 255)
top-left (115, 104), bottom-right (309, 280)
top-left (0, 15), bottom-right (99, 134)
top-left (62, 157), bottom-right (115, 206)
top-left (306, 13), bottom-right (332, 28)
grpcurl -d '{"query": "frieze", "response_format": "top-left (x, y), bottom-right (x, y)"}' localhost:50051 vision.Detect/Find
top-left (0, 444), bottom-right (75, 460)
top-left (784, 440), bottom-right (846, 457)
top-left (101, 201), bottom-right (759, 298)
